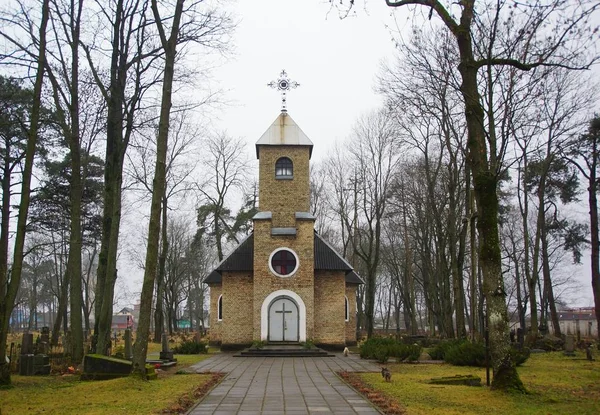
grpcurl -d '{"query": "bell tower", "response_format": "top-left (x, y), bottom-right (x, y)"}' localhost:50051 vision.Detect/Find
top-left (255, 112), bottom-right (313, 226)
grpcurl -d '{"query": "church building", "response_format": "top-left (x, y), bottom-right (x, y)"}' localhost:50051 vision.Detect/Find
top-left (205, 110), bottom-right (363, 350)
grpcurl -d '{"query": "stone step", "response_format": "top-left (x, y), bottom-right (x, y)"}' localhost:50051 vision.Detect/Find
top-left (235, 346), bottom-right (335, 357)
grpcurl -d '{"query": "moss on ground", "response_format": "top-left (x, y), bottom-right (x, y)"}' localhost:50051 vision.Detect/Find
top-left (354, 351), bottom-right (600, 415)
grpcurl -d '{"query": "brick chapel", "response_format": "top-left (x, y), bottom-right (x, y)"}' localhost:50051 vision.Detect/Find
top-left (205, 110), bottom-right (363, 350)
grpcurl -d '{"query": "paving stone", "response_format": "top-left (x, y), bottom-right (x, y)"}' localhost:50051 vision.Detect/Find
top-left (185, 353), bottom-right (382, 415)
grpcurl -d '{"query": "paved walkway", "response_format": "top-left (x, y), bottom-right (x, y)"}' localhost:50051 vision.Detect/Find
top-left (185, 352), bottom-right (382, 415)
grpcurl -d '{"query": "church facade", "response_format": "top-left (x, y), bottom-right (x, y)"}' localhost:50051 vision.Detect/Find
top-left (205, 111), bottom-right (363, 350)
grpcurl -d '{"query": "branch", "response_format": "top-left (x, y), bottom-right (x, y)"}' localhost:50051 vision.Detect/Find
top-left (385, 0), bottom-right (458, 33)
top-left (474, 58), bottom-right (594, 71)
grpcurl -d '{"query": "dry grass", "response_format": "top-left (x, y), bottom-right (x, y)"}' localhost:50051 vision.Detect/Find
top-left (352, 351), bottom-right (600, 415)
top-left (0, 352), bottom-right (217, 414)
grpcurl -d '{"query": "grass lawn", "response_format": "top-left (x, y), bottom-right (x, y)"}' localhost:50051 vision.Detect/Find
top-left (355, 351), bottom-right (600, 415)
top-left (0, 352), bottom-right (216, 414)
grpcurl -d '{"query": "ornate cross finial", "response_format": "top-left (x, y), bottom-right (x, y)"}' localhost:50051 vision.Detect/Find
top-left (267, 69), bottom-right (300, 112)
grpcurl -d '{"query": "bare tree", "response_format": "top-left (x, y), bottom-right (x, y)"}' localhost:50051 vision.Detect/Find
top-left (132, 0), bottom-right (234, 376)
top-left (196, 132), bottom-right (249, 261)
top-left (347, 109), bottom-right (401, 338)
top-left (564, 115), bottom-right (600, 341)
top-left (334, 0), bottom-right (599, 390)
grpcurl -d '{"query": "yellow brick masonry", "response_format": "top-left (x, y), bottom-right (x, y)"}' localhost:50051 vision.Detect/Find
top-left (208, 284), bottom-right (222, 345)
top-left (345, 285), bottom-right (358, 345)
top-left (252, 219), bottom-right (315, 341)
top-left (258, 146), bottom-right (311, 227)
top-left (314, 271), bottom-right (345, 347)
top-left (221, 272), bottom-right (254, 345)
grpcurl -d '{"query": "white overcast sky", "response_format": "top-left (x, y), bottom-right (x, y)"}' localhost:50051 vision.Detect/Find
top-left (209, 0), bottom-right (403, 162)
top-left (120, 0), bottom-right (595, 309)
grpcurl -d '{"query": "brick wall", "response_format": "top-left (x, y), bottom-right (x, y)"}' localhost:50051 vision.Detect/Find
top-left (208, 284), bottom-right (222, 345)
top-left (253, 219), bottom-right (315, 341)
top-left (345, 285), bottom-right (358, 345)
top-left (314, 271), bottom-right (346, 347)
top-left (257, 146), bottom-right (311, 227)
top-left (221, 272), bottom-right (254, 346)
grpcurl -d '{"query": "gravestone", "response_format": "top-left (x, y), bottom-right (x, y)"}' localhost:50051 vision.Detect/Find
top-left (21, 333), bottom-right (34, 355)
top-left (586, 344), bottom-right (594, 361)
top-left (81, 354), bottom-right (157, 380)
top-left (19, 354), bottom-right (35, 375)
top-left (38, 326), bottom-right (50, 355)
top-left (19, 332), bottom-right (50, 375)
top-left (124, 329), bottom-right (133, 360)
top-left (563, 335), bottom-right (576, 356)
top-left (517, 328), bottom-right (524, 349)
top-left (159, 333), bottom-right (174, 361)
top-left (33, 354), bottom-right (51, 375)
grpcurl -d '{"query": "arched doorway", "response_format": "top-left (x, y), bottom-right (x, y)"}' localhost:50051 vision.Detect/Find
top-left (268, 297), bottom-right (299, 342)
top-left (261, 290), bottom-right (306, 342)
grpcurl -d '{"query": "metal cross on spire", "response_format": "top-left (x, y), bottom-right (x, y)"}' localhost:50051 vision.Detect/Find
top-left (268, 69), bottom-right (300, 112)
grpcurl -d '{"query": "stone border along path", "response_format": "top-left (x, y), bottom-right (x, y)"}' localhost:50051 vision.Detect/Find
top-left (185, 352), bottom-right (383, 415)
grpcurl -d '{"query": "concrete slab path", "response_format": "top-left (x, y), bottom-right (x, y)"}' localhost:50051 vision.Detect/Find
top-left (185, 352), bottom-right (382, 415)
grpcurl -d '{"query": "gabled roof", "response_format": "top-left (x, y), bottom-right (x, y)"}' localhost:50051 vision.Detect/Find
top-left (255, 112), bottom-right (313, 158)
top-left (314, 233), bottom-right (352, 272)
top-left (202, 231), bottom-right (361, 284)
top-left (215, 233), bottom-right (254, 272)
top-left (345, 271), bottom-right (364, 285)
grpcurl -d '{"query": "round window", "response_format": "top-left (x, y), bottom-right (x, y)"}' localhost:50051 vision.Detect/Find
top-left (269, 248), bottom-right (299, 277)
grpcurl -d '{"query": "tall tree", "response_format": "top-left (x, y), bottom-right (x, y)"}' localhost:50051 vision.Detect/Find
top-left (0, 0), bottom-right (49, 386)
top-left (132, 0), bottom-right (234, 376)
top-left (347, 109), bottom-right (401, 338)
top-left (337, 0), bottom-right (599, 390)
top-left (196, 132), bottom-right (249, 261)
top-left (564, 116), bottom-right (600, 341)
top-left (83, 0), bottom-right (159, 356)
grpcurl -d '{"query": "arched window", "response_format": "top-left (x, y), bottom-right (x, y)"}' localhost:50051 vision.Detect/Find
top-left (275, 157), bottom-right (293, 178)
top-left (217, 295), bottom-right (223, 321)
top-left (344, 296), bottom-right (349, 321)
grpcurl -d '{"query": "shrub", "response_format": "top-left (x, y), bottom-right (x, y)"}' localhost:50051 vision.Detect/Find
top-left (251, 340), bottom-right (266, 349)
top-left (374, 347), bottom-right (390, 363)
top-left (302, 339), bottom-right (315, 349)
top-left (173, 340), bottom-right (208, 354)
top-left (428, 338), bottom-right (465, 360)
top-left (444, 341), bottom-right (486, 367)
top-left (359, 337), bottom-right (422, 363)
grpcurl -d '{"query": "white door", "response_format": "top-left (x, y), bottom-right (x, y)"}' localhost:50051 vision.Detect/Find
top-left (268, 297), bottom-right (299, 342)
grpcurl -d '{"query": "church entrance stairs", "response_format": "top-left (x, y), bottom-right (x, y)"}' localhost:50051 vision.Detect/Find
top-left (235, 344), bottom-right (335, 357)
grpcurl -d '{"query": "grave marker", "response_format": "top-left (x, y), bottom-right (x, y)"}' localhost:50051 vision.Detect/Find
top-left (564, 335), bottom-right (576, 356)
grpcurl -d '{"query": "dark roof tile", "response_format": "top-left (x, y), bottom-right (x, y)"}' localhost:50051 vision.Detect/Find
top-left (203, 231), bottom-right (361, 284)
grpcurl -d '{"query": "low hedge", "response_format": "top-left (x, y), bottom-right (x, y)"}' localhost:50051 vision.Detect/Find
top-left (172, 340), bottom-right (208, 354)
top-left (360, 337), bottom-right (422, 363)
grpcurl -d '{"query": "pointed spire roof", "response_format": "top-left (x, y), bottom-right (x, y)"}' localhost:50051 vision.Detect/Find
top-left (255, 112), bottom-right (313, 159)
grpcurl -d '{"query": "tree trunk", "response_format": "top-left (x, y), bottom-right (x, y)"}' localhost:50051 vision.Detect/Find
top-left (456, 27), bottom-right (525, 390)
top-left (94, 0), bottom-right (127, 356)
top-left (590, 172), bottom-right (600, 342)
top-left (131, 0), bottom-right (184, 377)
top-left (51, 275), bottom-right (69, 346)
top-left (541, 227), bottom-right (561, 337)
top-left (154, 197), bottom-right (168, 342)
top-left (66, 0), bottom-right (84, 363)
top-left (0, 0), bottom-right (49, 385)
